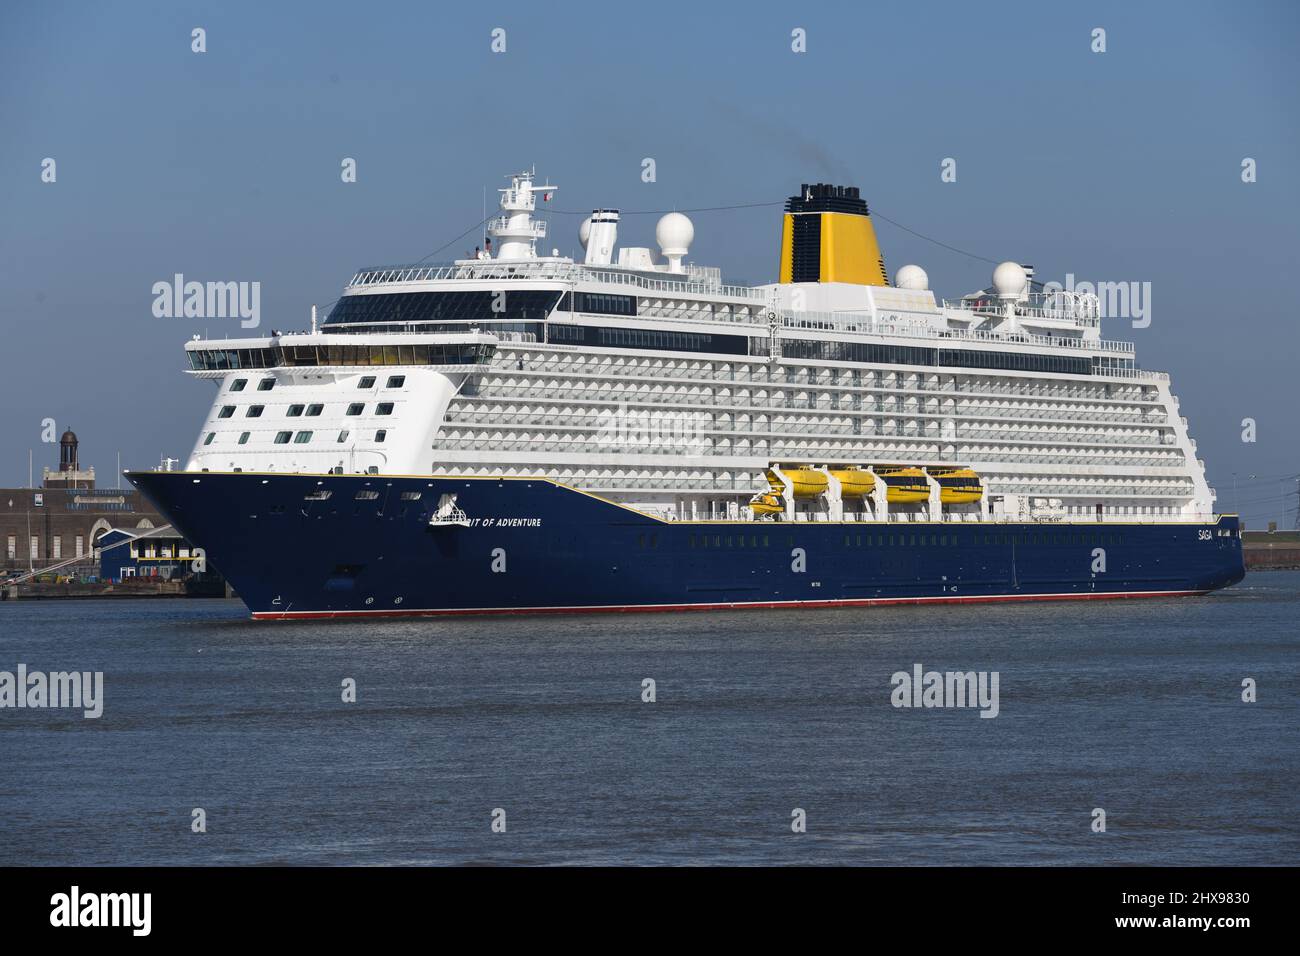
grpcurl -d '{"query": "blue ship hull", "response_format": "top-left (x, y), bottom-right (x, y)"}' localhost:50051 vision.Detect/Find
top-left (127, 472), bottom-right (1245, 620)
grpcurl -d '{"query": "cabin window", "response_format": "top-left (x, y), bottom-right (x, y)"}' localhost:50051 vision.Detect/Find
top-left (358, 376), bottom-right (376, 388)
top-left (230, 378), bottom-right (247, 392)
top-left (337, 430), bottom-right (349, 442)
top-left (386, 375), bottom-right (405, 388)
top-left (375, 430), bottom-right (387, 443)
top-left (258, 378), bottom-right (276, 391)
top-left (274, 431), bottom-right (292, 444)
top-left (218, 406), bottom-right (235, 418)
top-left (306, 404), bottom-right (324, 416)
top-left (247, 405), bottom-right (264, 418)
top-left (347, 403), bottom-right (364, 416)
top-left (203, 432), bottom-right (215, 445)
top-left (293, 431), bottom-right (313, 444)
top-left (376, 403), bottom-right (394, 416)
top-left (287, 404), bottom-right (305, 417)
top-left (238, 432), bottom-right (250, 445)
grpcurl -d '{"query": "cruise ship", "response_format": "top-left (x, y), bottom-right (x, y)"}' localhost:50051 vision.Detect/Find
top-left (128, 169), bottom-right (1244, 618)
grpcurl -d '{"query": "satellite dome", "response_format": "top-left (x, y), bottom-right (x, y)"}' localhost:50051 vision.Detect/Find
top-left (992, 261), bottom-right (1028, 296)
top-left (579, 217), bottom-right (592, 249)
top-left (655, 212), bottom-right (694, 256)
top-left (894, 264), bottom-right (929, 291)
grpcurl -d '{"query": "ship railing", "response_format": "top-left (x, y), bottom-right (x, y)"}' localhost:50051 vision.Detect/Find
top-left (487, 216), bottom-right (547, 238)
top-left (943, 291), bottom-right (1101, 321)
top-left (670, 509), bottom-right (1216, 525)
top-left (347, 260), bottom-right (768, 302)
top-left (779, 309), bottom-right (1135, 355)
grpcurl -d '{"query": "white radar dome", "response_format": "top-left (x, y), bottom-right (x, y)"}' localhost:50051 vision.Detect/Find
top-left (894, 264), bottom-right (929, 291)
top-left (655, 212), bottom-right (694, 256)
top-left (992, 260), bottom-right (1028, 296)
top-left (579, 217), bottom-right (592, 249)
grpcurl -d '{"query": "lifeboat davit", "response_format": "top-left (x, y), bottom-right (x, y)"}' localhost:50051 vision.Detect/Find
top-left (765, 467), bottom-right (828, 499)
top-left (875, 466), bottom-right (930, 503)
top-left (829, 467), bottom-right (875, 497)
top-left (928, 467), bottom-right (983, 504)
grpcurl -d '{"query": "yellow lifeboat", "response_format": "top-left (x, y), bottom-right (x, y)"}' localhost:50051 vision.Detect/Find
top-left (829, 467), bottom-right (875, 497)
top-left (765, 467), bottom-right (828, 499)
top-left (875, 466), bottom-right (930, 503)
top-left (928, 467), bottom-right (983, 504)
top-left (749, 492), bottom-right (785, 516)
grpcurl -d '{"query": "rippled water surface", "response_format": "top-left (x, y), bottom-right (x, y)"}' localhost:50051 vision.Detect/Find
top-left (2, 573), bottom-right (1297, 865)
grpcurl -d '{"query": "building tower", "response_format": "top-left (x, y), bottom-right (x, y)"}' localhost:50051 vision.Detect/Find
top-left (59, 428), bottom-right (79, 472)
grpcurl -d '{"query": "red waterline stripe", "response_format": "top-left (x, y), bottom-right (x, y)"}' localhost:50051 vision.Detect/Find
top-left (250, 589), bottom-right (1211, 621)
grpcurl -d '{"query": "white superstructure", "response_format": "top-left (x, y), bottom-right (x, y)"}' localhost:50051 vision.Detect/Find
top-left (181, 169), bottom-right (1215, 525)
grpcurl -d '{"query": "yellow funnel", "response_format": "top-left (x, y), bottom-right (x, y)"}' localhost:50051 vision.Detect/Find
top-left (779, 183), bottom-right (888, 286)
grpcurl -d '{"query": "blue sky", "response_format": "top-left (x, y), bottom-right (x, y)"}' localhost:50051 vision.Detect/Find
top-left (2, 0), bottom-right (1297, 524)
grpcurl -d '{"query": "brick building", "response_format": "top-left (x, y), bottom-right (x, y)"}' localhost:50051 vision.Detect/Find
top-left (0, 429), bottom-right (166, 574)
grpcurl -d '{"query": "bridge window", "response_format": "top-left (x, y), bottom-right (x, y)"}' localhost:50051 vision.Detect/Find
top-left (568, 291), bottom-right (637, 316)
top-left (325, 289), bottom-right (561, 327)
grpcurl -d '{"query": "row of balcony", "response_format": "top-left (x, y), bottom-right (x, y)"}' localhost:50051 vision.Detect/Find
top-left (448, 401), bottom-right (1167, 428)
top-left (433, 433), bottom-right (1186, 467)
top-left (480, 365), bottom-right (1162, 406)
